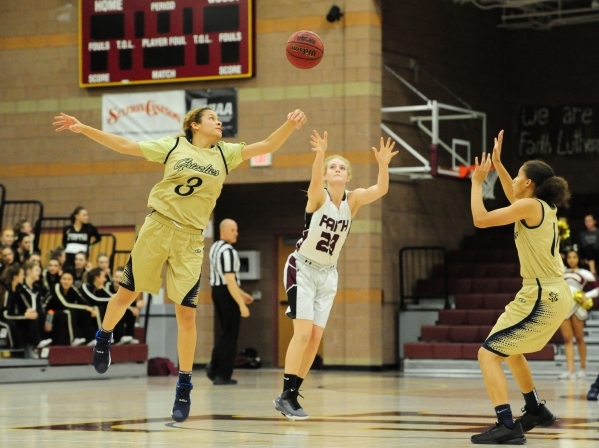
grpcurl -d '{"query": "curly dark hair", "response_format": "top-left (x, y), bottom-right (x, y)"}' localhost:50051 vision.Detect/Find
top-left (522, 160), bottom-right (571, 208)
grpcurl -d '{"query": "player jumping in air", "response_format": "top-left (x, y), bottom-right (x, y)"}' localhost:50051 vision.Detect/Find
top-left (53, 107), bottom-right (307, 422)
top-left (274, 130), bottom-right (397, 420)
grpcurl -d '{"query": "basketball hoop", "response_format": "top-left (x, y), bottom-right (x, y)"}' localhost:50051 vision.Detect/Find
top-left (458, 165), bottom-right (499, 200)
top-left (482, 169), bottom-right (498, 200)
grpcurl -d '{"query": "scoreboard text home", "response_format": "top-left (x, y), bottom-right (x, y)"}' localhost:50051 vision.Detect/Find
top-left (80, 0), bottom-right (254, 87)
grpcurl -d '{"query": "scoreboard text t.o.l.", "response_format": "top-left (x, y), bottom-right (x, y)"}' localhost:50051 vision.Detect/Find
top-left (79, 0), bottom-right (253, 88)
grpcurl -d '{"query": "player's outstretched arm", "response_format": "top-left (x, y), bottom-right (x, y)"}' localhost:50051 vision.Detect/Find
top-left (241, 109), bottom-right (307, 161)
top-left (491, 130), bottom-right (516, 204)
top-left (305, 130), bottom-right (327, 212)
top-left (349, 137), bottom-right (398, 217)
top-left (471, 153), bottom-right (542, 228)
top-left (53, 112), bottom-right (143, 157)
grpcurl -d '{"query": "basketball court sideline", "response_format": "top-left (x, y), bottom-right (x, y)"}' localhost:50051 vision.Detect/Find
top-left (1, 370), bottom-right (599, 447)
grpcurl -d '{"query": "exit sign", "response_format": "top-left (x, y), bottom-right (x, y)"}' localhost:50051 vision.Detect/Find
top-left (250, 153), bottom-right (272, 167)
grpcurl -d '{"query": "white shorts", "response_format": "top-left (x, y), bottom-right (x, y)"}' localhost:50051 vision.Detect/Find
top-left (566, 302), bottom-right (588, 321)
top-left (284, 253), bottom-right (338, 328)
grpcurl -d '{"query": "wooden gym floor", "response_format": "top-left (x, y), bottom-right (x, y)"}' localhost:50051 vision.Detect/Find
top-left (1, 369), bottom-right (599, 447)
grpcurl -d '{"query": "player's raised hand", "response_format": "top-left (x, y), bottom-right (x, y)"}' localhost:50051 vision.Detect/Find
top-left (53, 113), bottom-right (84, 133)
top-left (287, 109), bottom-right (307, 130)
top-left (310, 130), bottom-right (327, 155)
top-left (491, 130), bottom-right (504, 166)
top-left (472, 152), bottom-right (492, 183)
top-left (372, 137), bottom-right (398, 165)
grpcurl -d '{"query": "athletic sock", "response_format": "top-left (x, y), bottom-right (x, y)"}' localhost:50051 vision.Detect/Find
top-left (98, 327), bottom-right (113, 340)
top-left (495, 404), bottom-right (515, 429)
top-left (179, 370), bottom-right (192, 385)
top-left (296, 377), bottom-right (304, 391)
top-left (283, 373), bottom-right (297, 393)
top-left (523, 388), bottom-right (540, 415)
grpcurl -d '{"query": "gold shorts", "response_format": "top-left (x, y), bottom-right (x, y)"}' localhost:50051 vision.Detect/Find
top-left (120, 211), bottom-right (204, 308)
top-left (483, 278), bottom-right (572, 357)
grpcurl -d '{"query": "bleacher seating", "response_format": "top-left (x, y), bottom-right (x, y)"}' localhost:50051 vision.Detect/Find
top-left (403, 229), bottom-right (567, 361)
top-left (0, 183), bottom-right (146, 369)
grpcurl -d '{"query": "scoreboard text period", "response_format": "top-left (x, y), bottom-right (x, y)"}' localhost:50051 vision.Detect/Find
top-left (80, 0), bottom-right (253, 87)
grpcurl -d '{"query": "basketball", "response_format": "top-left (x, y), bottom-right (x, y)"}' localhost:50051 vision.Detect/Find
top-left (285, 30), bottom-right (324, 69)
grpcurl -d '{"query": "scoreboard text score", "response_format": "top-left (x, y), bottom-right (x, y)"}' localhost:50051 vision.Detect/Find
top-left (80, 0), bottom-right (253, 87)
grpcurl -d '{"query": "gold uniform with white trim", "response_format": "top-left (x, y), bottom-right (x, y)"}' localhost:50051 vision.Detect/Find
top-left (483, 199), bottom-right (573, 356)
top-left (119, 136), bottom-right (244, 307)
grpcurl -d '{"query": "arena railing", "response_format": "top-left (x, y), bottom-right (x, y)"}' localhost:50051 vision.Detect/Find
top-left (38, 216), bottom-right (117, 265)
top-left (37, 217), bottom-right (71, 259)
top-left (1, 200), bottom-right (44, 251)
top-left (399, 246), bottom-right (448, 310)
top-left (0, 184), bottom-right (6, 222)
top-left (109, 249), bottom-right (130, 273)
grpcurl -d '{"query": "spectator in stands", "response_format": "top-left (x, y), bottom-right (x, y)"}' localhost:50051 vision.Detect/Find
top-left (580, 214), bottom-right (599, 275)
top-left (96, 253), bottom-right (112, 285)
top-left (50, 246), bottom-right (66, 271)
top-left (0, 245), bottom-right (15, 277)
top-left (22, 261), bottom-right (65, 344)
top-left (559, 250), bottom-right (598, 380)
top-left (2, 263), bottom-right (53, 358)
top-left (111, 267), bottom-right (143, 345)
top-left (62, 206), bottom-right (100, 269)
top-left (13, 219), bottom-right (35, 253)
top-left (13, 232), bottom-right (31, 264)
top-left (28, 251), bottom-right (41, 268)
top-left (40, 258), bottom-right (61, 297)
top-left (73, 251), bottom-right (91, 286)
top-left (0, 227), bottom-right (15, 247)
top-left (79, 267), bottom-right (111, 321)
top-left (43, 270), bottom-right (98, 346)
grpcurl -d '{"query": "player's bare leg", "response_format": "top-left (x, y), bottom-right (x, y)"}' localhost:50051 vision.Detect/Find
top-left (297, 324), bottom-right (324, 380)
top-left (93, 287), bottom-right (139, 374)
top-left (171, 304), bottom-right (197, 422)
top-left (274, 319), bottom-right (313, 420)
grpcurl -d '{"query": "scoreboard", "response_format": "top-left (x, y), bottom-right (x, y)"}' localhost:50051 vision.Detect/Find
top-left (79, 0), bottom-right (253, 87)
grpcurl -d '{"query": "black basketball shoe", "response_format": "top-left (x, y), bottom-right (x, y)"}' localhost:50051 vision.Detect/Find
top-left (470, 421), bottom-right (526, 445)
top-left (171, 382), bottom-right (193, 422)
top-left (517, 401), bottom-right (556, 432)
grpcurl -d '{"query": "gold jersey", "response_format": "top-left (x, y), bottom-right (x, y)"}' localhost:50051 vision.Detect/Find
top-left (139, 136), bottom-right (244, 230)
top-left (514, 199), bottom-right (564, 279)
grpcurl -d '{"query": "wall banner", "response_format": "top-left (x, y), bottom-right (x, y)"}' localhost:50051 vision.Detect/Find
top-left (102, 88), bottom-right (238, 141)
top-left (517, 104), bottom-right (599, 159)
top-left (102, 90), bottom-right (186, 141)
top-left (185, 88), bottom-right (238, 138)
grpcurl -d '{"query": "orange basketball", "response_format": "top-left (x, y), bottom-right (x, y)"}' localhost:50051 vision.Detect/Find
top-left (285, 30), bottom-right (324, 69)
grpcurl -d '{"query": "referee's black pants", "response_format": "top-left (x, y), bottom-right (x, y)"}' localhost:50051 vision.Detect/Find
top-left (210, 285), bottom-right (241, 380)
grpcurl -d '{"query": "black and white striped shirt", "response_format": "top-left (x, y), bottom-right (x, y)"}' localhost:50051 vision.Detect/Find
top-left (209, 240), bottom-right (241, 287)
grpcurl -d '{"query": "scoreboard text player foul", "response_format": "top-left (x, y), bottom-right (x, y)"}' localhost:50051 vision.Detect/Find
top-left (80, 0), bottom-right (253, 87)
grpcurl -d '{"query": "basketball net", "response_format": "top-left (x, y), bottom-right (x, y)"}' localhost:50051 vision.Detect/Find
top-left (458, 165), bottom-right (499, 201)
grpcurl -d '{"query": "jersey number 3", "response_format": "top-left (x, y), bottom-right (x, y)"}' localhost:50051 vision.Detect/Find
top-left (175, 176), bottom-right (203, 196)
top-left (316, 232), bottom-right (340, 255)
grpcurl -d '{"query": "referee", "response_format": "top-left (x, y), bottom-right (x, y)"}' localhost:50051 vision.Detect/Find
top-left (207, 219), bottom-right (254, 385)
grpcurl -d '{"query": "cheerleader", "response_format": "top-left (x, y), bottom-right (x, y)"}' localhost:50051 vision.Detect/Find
top-left (559, 250), bottom-right (598, 380)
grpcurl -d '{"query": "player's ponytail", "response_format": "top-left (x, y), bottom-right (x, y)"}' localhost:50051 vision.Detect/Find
top-left (523, 160), bottom-right (571, 208)
top-left (180, 107), bottom-right (213, 142)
